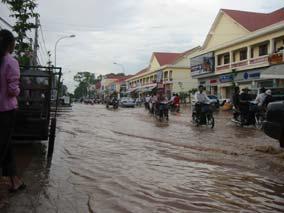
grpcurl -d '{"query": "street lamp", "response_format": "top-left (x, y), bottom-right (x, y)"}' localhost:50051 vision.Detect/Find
top-left (54, 34), bottom-right (76, 66)
top-left (113, 62), bottom-right (126, 74)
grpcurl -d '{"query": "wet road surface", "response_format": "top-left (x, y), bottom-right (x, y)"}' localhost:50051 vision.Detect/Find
top-left (2, 104), bottom-right (284, 213)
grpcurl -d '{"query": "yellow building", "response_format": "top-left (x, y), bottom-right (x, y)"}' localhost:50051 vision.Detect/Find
top-left (190, 8), bottom-right (284, 99)
top-left (127, 47), bottom-right (201, 97)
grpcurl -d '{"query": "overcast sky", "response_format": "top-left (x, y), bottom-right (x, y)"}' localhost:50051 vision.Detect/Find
top-left (0, 0), bottom-right (283, 92)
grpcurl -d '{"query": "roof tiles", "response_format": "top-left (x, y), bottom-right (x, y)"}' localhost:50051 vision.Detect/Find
top-left (222, 8), bottom-right (284, 32)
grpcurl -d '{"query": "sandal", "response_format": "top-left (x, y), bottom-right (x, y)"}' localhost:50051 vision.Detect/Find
top-left (8, 177), bottom-right (26, 193)
top-left (9, 183), bottom-right (26, 193)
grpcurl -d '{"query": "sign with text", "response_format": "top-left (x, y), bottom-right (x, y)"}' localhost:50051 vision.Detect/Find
top-left (190, 52), bottom-right (215, 76)
top-left (219, 74), bottom-right (233, 83)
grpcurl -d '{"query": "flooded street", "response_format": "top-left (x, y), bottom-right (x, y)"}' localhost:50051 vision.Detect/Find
top-left (3, 104), bottom-right (284, 213)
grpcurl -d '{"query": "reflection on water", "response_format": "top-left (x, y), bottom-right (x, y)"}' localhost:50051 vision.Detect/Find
top-left (3, 104), bottom-right (284, 213)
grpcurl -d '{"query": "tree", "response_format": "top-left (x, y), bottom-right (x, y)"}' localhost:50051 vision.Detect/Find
top-left (73, 72), bottom-right (97, 99)
top-left (74, 72), bottom-right (96, 84)
top-left (2, 0), bottom-right (39, 66)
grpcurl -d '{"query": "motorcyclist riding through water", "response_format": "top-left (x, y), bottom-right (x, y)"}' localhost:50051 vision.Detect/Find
top-left (171, 94), bottom-right (180, 112)
top-left (194, 85), bottom-right (211, 124)
top-left (239, 87), bottom-right (254, 125)
top-left (156, 92), bottom-right (169, 120)
top-left (232, 86), bottom-right (240, 120)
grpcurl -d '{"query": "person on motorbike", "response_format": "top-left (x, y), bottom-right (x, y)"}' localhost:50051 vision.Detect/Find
top-left (262, 89), bottom-right (273, 110)
top-left (172, 94), bottom-right (180, 112)
top-left (255, 87), bottom-right (267, 107)
top-left (170, 93), bottom-right (176, 102)
top-left (145, 94), bottom-right (151, 110)
top-left (239, 87), bottom-right (253, 125)
top-left (149, 93), bottom-right (157, 114)
top-left (194, 85), bottom-right (210, 123)
top-left (157, 93), bottom-right (169, 120)
top-left (232, 86), bottom-right (240, 120)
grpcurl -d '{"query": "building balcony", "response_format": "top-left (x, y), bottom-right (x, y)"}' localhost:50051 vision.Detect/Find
top-left (231, 60), bottom-right (248, 68)
top-left (249, 55), bottom-right (269, 65)
top-left (216, 64), bottom-right (230, 71)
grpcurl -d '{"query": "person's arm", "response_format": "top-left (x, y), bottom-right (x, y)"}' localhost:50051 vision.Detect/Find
top-left (6, 58), bottom-right (20, 97)
top-left (194, 93), bottom-right (199, 102)
top-left (255, 94), bottom-right (260, 104)
top-left (204, 93), bottom-right (210, 103)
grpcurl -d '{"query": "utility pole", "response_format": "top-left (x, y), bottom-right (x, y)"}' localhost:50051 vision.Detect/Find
top-left (47, 51), bottom-right (52, 67)
top-left (33, 16), bottom-right (39, 66)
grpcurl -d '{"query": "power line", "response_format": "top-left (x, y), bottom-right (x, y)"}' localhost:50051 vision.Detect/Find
top-left (38, 49), bottom-right (46, 65)
top-left (38, 21), bottom-right (49, 55)
top-left (0, 16), bottom-right (12, 29)
top-left (37, 55), bottom-right (42, 65)
top-left (38, 40), bottom-right (48, 61)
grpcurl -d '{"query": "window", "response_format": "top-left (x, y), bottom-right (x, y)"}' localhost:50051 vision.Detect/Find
top-left (251, 47), bottom-right (254, 58)
top-left (169, 71), bottom-right (173, 80)
top-left (224, 53), bottom-right (230, 64)
top-left (232, 52), bottom-right (236, 62)
top-left (217, 55), bottom-right (222, 65)
top-left (164, 71), bottom-right (168, 79)
top-left (240, 48), bottom-right (247, 60)
top-left (259, 44), bottom-right (268, 56)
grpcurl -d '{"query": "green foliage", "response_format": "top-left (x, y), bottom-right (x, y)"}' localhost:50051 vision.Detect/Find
top-left (73, 72), bottom-right (99, 99)
top-left (74, 72), bottom-right (96, 84)
top-left (2, 0), bottom-right (39, 66)
top-left (74, 81), bottom-right (88, 98)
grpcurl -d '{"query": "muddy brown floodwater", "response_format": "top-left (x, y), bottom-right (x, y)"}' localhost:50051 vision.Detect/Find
top-left (2, 104), bottom-right (284, 213)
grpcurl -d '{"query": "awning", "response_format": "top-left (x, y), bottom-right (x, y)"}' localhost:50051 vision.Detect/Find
top-left (260, 64), bottom-right (284, 79)
top-left (126, 87), bottom-right (138, 93)
top-left (143, 85), bottom-right (157, 92)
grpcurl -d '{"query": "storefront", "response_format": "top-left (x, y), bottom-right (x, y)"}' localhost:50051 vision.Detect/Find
top-left (234, 68), bottom-right (273, 91)
top-left (218, 74), bottom-right (234, 99)
top-left (260, 63), bottom-right (284, 88)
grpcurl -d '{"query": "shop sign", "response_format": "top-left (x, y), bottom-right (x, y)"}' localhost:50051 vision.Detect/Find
top-left (190, 52), bottom-right (215, 76)
top-left (243, 72), bottom-right (260, 80)
top-left (210, 79), bottom-right (217, 84)
top-left (219, 74), bottom-right (233, 83)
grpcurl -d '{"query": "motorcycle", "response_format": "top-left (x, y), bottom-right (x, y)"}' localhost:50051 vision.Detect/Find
top-left (231, 102), bottom-right (265, 129)
top-left (106, 98), bottom-right (119, 109)
top-left (170, 103), bottom-right (180, 113)
top-left (192, 103), bottom-right (214, 128)
top-left (156, 103), bottom-right (169, 121)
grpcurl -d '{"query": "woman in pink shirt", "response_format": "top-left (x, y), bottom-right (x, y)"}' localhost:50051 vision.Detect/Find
top-left (0, 29), bottom-right (26, 194)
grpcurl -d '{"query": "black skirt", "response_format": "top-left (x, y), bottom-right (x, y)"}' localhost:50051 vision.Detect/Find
top-left (0, 110), bottom-right (17, 176)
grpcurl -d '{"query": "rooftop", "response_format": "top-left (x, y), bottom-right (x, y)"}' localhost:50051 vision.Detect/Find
top-left (222, 7), bottom-right (284, 31)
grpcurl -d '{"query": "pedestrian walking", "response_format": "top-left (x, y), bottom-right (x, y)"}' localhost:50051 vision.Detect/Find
top-left (0, 29), bottom-right (26, 194)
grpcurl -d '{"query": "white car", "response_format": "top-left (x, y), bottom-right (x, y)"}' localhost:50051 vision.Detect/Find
top-left (119, 97), bottom-right (135, 108)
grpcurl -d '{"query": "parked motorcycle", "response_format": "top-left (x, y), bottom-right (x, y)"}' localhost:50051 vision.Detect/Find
top-left (192, 103), bottom-right (214, 128)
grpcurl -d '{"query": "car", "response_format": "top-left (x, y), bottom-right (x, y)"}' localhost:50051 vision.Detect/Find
top-left (191, 94), bottom-right (219, 110)
top-left (207, 95), bottom-right (220, 108)
top-left (119, 97), bottom-right (135, 108)
top-left (263, 101), bottom-right (284, 147)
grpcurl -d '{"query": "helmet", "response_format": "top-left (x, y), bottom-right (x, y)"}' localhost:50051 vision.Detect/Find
top-left (265, 89), bottom-right (272, 95)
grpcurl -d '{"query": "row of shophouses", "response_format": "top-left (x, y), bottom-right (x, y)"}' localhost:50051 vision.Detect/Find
top-left (101, 7), bottom-right (284, 100)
